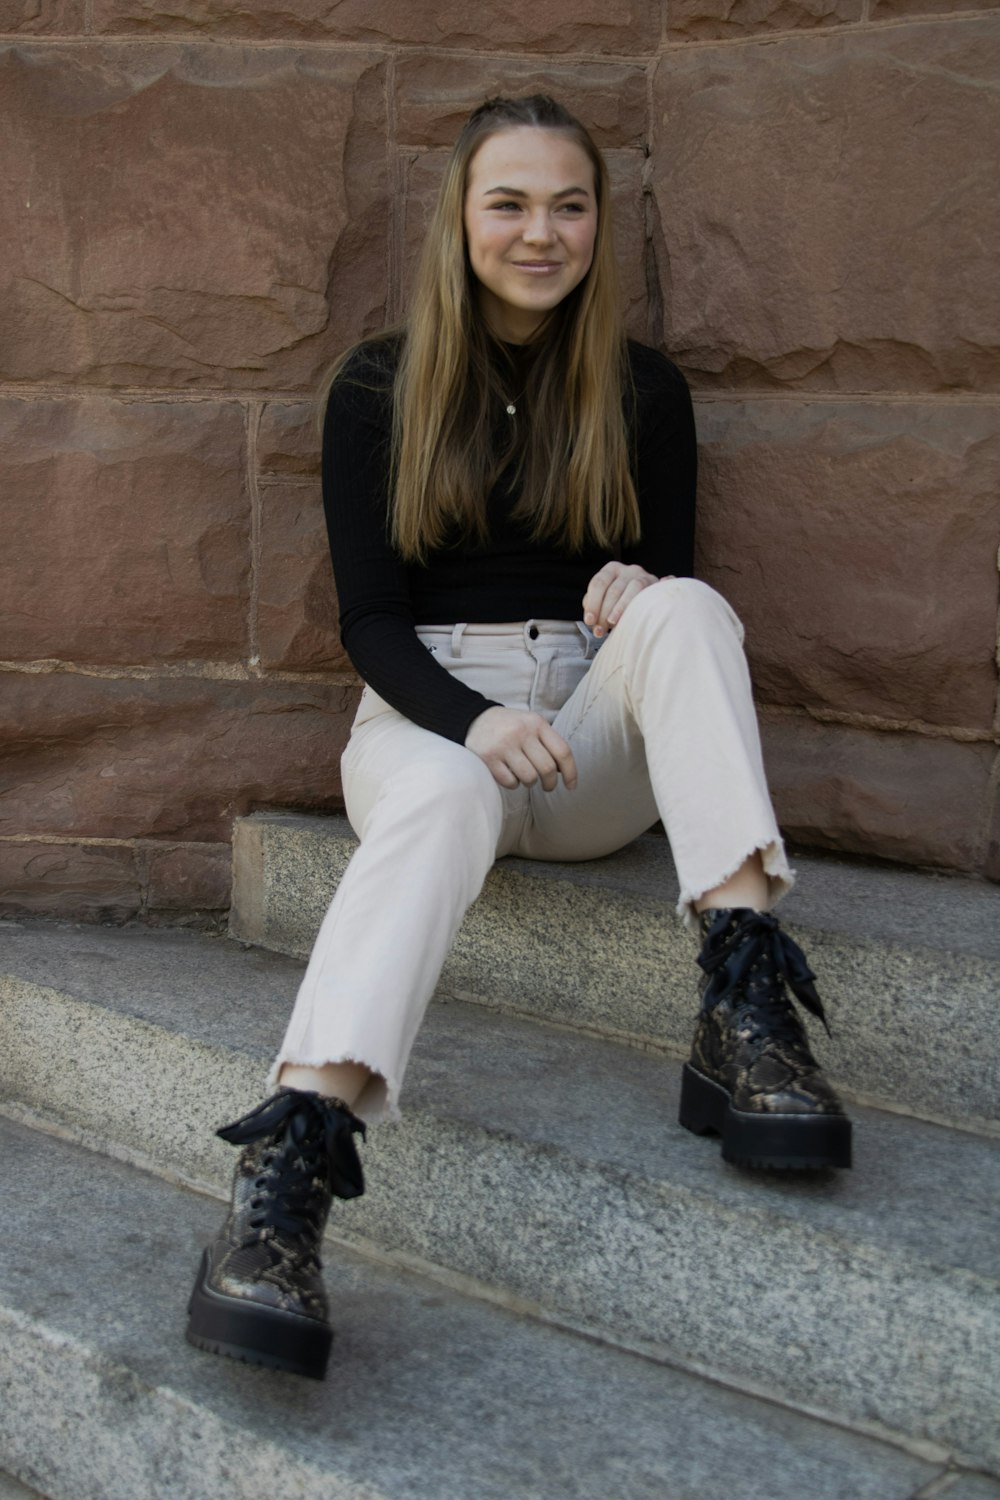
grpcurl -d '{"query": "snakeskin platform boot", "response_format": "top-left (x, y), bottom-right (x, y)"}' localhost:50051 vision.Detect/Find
top-left (186, 1087), bottom-right (366, 1379)
top-left (678, 908), bottom-right (852, 1170)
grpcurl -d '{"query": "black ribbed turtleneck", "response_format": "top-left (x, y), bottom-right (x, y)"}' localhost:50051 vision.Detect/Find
top-left (321, 336), bottom-right (697, 744)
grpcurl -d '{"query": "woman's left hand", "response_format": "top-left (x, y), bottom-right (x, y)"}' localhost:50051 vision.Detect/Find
top-left (583, 561), bottom-right (662, 638)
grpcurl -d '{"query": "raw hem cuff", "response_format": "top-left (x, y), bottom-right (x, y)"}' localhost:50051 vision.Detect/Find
top-left (266, 1052), bottom-right (401, 1126)
top-left (677, 838), bottom-right (795, 936)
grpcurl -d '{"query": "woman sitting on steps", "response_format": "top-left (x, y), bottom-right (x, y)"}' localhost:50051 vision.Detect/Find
top-left (186, 93), bottom-right (852, 1382)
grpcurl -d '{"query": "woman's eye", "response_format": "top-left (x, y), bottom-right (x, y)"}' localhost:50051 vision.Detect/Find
top-left (559, 202), bottom-right (586, 214)
top-left (491, 201), bottom-right (521, 212)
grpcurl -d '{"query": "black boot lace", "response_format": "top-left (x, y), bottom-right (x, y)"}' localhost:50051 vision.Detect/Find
top-left (216, 1089), bottom-right (367, 1256)
top-left (732, 978), bottom-right (810, 1049)
top-left (697, 909), bottom-right (831, 1037)
top-left (248, 1148), bottom-right (325, 1256)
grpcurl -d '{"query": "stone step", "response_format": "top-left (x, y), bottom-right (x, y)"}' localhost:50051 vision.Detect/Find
top-left (0, 1475), bottom-right (47, 1500)
top-left (230, 812), bottom-right (1000, 1136)
top-left (1, 1116), bottom-right (971, 1500)
top-left (1, 921), bottom-right (997, 1473)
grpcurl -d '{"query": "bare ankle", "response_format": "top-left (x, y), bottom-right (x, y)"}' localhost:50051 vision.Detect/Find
top-left (279, 1060), bottom-right (371, 1109)
top-left (695, 851), bottom-right (768, 915)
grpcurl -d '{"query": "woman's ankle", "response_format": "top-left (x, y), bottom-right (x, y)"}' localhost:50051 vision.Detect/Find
top-left (695, 852), bottom-right (769, 915)
top-left (278, 1060), bottom-right (371, 1109)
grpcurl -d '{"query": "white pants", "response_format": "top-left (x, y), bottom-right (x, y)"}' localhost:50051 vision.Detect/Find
top-left (270, 579), bottom-right (792, 1121)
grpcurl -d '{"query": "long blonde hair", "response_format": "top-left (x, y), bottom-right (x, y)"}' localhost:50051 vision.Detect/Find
top-left (331, 96), bottom-right (639, 563)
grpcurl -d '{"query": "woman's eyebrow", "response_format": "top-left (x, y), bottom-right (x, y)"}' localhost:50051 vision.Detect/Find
top-left (482, 185), bottom-right (592, 200)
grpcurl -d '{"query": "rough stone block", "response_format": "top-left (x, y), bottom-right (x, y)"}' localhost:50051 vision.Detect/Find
top-left (652, 22), bottom-right (1000, 392)
top-left (0, 673), bottom-right (359, 841)
top-left (761, 713), bottom-right (994, 871)
top-left (0, 1), bottom-right (84, 30)
top-left (695, 399), bottom-right (1000, 729)
top-left (667, 0), bottom-right (862, 42)
top-left (0, 840), bottom-right (140, 919)
top-left (143, 842), bottom-right (230, 910)
top-left (257, 402), bottom-right (320, 478)
top-left (400, 149), bottom-right (649, 338)
top-left (395, 57), bottom-right (649, 149)
top-left (92, 0), bottom-right (660, 50)
top-left (609, 152), bottom-right (650, 341)
top-left (256, 481), bottom-right (349, 673)
top-left (0, 45), bottom-right (388, 390)
top-left (0, 396), bottom-right (249, 664)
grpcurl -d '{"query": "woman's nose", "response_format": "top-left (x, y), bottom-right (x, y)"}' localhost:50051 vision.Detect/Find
top-left (521, 212), bottom-right (555, 246)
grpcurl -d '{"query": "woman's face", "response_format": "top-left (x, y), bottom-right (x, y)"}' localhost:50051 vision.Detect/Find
top-left (463, 126), bottom-right (598, 344)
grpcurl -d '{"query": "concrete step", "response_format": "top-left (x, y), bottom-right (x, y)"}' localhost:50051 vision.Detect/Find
top-left (0, 1475), bottom-right (47, 1500)
top-left (1, 921), bottom-right (997, 1474)
top-left (230, 812), bottom-right (1000, 1136)
top-left (2, 1116), bottom-right (976, 1500)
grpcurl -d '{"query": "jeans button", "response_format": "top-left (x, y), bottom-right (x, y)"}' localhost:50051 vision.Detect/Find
top-left (528, 625), bottom-right (539, 640)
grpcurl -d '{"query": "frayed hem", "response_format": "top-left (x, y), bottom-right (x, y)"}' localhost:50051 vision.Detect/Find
top-left (267, 1052), bottom-right (401, 1127)
top-left (677, 838), bottom-right (795, 936)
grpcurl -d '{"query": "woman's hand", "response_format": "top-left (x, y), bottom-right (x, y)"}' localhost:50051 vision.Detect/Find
top-left (465, 706), bottom-right (577, 792)
top-left (583, 561), bottom-right (667, 637)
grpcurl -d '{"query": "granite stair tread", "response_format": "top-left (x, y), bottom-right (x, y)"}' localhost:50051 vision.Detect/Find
top-left (0, 919), bottom-right (997, 1469)
top-left (0, 1115), bottom-right (954, 1500)
top-left (235, 812), bottom-right (1000, 962)
top-left (229, 813), bottom-right (1000, 1134)
top-left (0, 920), bottom-right (994, 1278)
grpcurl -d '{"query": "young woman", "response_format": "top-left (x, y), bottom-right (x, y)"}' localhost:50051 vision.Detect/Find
top-left (186, 95), bottom-right (851, 1381)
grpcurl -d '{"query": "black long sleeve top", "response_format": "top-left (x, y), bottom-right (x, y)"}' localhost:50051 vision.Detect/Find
top-left (321, 336), bottom-right (697, 745)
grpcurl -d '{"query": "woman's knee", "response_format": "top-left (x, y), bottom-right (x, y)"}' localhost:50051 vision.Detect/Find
top-left (624, 576), bottom-right (745, 644)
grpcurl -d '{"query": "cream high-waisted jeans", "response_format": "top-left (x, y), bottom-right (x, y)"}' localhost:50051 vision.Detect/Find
top-left (269, 578), bottom-right (793, 1121)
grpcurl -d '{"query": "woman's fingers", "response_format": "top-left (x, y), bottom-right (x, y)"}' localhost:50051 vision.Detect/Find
top-left (602, 578), bottom-right (639, 627)
top-left (591, 582), bottom-right (625, 630)
top-left (465, 707), bottom-right (576, 792)
top-left (583, 562), bottom-right (658, 636)
top-left (582, 561), bottom-right (622, 628)
top-left (488, 758), bottom-right (520, 790)
top-left (507, 748), bottom-right (550, 790)
top-left (508, 724), bottom-right (576, 792)
top-left (539, 722), bottom-right (577, 790)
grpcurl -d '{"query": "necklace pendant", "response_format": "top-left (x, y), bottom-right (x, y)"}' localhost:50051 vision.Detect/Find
top-left (506, 403), bottom-right (516, 417)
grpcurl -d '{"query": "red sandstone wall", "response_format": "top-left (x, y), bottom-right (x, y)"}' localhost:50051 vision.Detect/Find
top-left (1, 1), bottom-right (998, 920)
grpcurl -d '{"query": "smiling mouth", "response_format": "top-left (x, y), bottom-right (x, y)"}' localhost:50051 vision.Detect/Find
top-left (512, 261), bottom-right (564, 273)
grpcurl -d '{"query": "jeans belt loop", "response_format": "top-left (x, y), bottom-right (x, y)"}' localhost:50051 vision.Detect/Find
top-left (451, 623), bottom-right (466, 658)
top-left (576, 620), bottom-right (599, 659)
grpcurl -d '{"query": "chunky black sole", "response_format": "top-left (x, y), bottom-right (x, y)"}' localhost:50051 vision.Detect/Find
top-left (185, 1251), bottom-right (333, 1380)
top-left (679, 1063), bottom-right (852, 1170)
